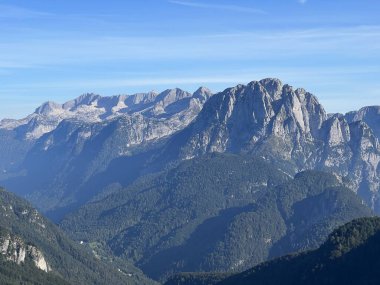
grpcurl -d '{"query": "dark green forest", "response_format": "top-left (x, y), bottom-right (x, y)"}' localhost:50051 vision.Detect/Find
top-left (61, 153), bottom-right (373, 281)
top-left (165, 217), bottom-right (380, 285)
top-left (0, 187), bottom-right (155, 285)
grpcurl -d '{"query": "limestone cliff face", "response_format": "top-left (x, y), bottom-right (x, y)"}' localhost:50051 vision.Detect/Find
top-left (0, 233), bottom-right (50, 272)
top-left (173, 79), bottom-right (380, 212)
top-left (179, 79), bottom-right (326, 159)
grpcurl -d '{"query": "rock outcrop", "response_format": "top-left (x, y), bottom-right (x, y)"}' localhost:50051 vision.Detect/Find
top-left (0, 232), bottom-right (50, 272)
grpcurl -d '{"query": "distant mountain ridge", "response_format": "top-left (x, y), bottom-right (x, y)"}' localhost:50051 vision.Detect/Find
top-left (0, 87), bottom-right (212, 217)
top-left (0, 87), bottom-right (211, 175)
top-left (0, 78), bottom-right (379, 219)
top-left (0, 87), bottom-right (212, 139)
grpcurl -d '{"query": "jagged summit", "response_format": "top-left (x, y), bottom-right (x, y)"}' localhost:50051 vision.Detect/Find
top-left (35, 101), bottom-right (63, 115)
top-left (0, 87), bottom-right (213, 139)
top-left (178, 78), bottom-right (326, 156)
top-left (258, 78), bottom-right (283, 100)
top-left (193, 86), bottom-right (213, 100)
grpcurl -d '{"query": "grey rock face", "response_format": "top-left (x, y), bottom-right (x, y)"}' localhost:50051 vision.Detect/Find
top-left (0, 233), bottom-right (50, 272)
top-left (0, 88), bottom-right (212, 168)
top-left (170, 79), bottom-right (380, 212)
top-left (0, 88), bottom-right (212, 141)
top-left (345, 106), bottom-right (380, 138)
top-left (178, 79), bottom-right (325, 159)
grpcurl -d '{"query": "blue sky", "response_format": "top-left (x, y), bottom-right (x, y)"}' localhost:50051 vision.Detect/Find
top-left (0, 0), bottom-right (379, 119)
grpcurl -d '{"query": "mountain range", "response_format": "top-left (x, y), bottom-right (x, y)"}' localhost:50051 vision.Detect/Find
top-left (1, 79), bottom-right (379, 220)
top-left (0, 87), bottom-right (212, 220)
top-left (0, 78), bottom-right (379, 283)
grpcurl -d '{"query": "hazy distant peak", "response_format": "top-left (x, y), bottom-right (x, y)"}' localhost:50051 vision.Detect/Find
top-left (62, 93), bottom-right (101, 110)
top-left (1, 86), bottom-right (212, 139)
top-left (155, 88), bottom-right (192, 105)
top-left (159, 87), bottom-right (191, 96)
top-left (35, 101), bottom-right (62, 115)
top-left (193, 86), bottom-right (213, 100)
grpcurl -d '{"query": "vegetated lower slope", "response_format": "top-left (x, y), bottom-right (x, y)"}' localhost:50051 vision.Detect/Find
top-left (61, 153), bottom-right (289, 279)
top-left (0, 187), bottom-right (156, 285)
top-left (61, 153), bottom-right (372, 281)
top-left (0, 253), bottom-right (70, 285)
top-left (164, 272), bottom-right (229, 285)
top-left (218, 217), bottom-right (380, 285)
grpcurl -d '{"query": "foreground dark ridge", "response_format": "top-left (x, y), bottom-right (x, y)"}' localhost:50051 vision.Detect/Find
top-left (219, 216), bottom-right (380, 285)
top-left (165, 217), bottom-right (380, 285)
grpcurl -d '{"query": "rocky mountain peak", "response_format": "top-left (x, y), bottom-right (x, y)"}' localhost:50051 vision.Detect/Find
top-left (193, 86), bottom-right (213, 100)
top-left (63, 93), bottom-right (101, 110)
top-left (259, 78), bottom-right (283, 100)
top-left (179, 79), bottom-right (327, 157)
top-left (156, 88), bottom-right (192, 105)
top-left (35, 101), bottom-right (63, 116)
top-left (125, 91), bottom-right (158, 106)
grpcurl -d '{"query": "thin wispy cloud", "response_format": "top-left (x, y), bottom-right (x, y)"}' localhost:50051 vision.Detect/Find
top-left (3, 65), bottom-right (380, 92)
top-left (0, 4), bottom-right (51, 19)
top-left (298, 0), bottom-right (307, 4)
top-left (1, 25), bottom-right (379, 70)
top-left (169, 0), bottom-right (266, 15)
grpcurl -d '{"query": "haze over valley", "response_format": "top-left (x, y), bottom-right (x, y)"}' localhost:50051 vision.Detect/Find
top-left (0, 1), bottom-right (379, 284)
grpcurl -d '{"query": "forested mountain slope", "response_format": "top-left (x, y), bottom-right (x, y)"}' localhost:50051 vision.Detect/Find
top-left (61, 154), bottom-right (372, 281)
top-left (0, 187), bottom-right (156, 285)
top-left (219, 217), bottom-right (380, 285)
